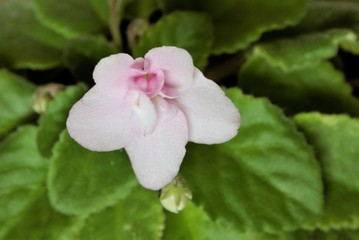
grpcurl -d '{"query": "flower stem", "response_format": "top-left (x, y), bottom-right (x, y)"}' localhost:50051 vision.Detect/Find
top-left (109, 0), bottom-right (122, 50)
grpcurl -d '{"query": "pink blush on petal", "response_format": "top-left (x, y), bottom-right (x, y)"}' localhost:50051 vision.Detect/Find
top-left (133, 76), bottom-right (148, 90)
top-left (130, 58), bottom-right (165, 98)
top-left (146, 70), bottom-right (164, 98)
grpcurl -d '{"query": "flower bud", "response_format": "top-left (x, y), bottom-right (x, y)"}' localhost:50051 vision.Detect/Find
top-left (127, 18), bottom-right (150, 50)
top-left (32, 83), bottom-right (65, 114)
top-left (160, 175), bottom-right (192, 213)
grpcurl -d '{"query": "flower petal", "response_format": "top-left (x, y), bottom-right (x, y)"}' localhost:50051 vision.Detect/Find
top-left (93, 53), bottom-right (134, 97)
top-left (174, 68), bottom-right (240, 144)
top-left (145, 46), bottom-right (194, 97)
top-left (125, 98), bottom-right (188, 190)
top-left (131, 91), bottom-right (157, 135)
top-left (66, 86), bottom-right (135, 151)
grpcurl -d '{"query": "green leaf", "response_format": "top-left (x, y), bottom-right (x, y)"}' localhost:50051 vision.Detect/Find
top-left (88, 0), bottom-right (110, 26)
top-left (133, 11), bottom-right (213, 69)
top-left (259, 229), bottom-right (359, 240)
top-left (294, 113), bottom-right (359, 229)
top-left (238, 29), bottom-right (359, 116)
top-left (34, 0), bottom-right (107, 38)
top-left (163, 202), bottom-right (252, 240)
top-left (0, 126), bottom-right (47, 237)
top-left (158, 0), bottom-right (307, 54)
top-left (48, 130), bottom-right (137, 215)
top-left (180, 88), bottom-right (323, 233)
top-left (269, 1), bottom-right (359, 54)
top-left (63, 35), bottom-right (117, 82)
top-left (286, 0), bottom-right (359, 36)
top-left (0, 70), bottom-right (36, 138)
top-left (87, 0), bottom-right (158, 26)
top-left (250, 29), bottom-right (359, 71)
top-left (37, 85), bottom-right (86, 158)
top-left (79, 186), bottom-right (164, 240)
top-left (1, 187), bottom-right (83, 240)
top-left (0, 0), bottom-right (64, 69)
top-left (122, 0), bottom-right (158, 19)
top-left (238, 58), bottom-right (359, 116)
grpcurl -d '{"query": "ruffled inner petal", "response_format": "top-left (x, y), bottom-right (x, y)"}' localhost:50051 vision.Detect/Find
top-left (130, 58), bottom-right (165, 98)
top-left (145, 46), bottom-right (195, 98)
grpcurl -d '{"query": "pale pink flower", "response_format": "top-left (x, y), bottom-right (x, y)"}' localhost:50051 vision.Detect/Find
top-left (66, 46), bottom-right (240, 190)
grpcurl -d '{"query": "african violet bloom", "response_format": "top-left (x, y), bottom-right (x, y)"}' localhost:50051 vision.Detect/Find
top-left (67, 46), bottom-right (240, 190)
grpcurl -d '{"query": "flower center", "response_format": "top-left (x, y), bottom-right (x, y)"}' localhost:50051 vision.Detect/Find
top-left (130, 58), bottom-right (164, 98)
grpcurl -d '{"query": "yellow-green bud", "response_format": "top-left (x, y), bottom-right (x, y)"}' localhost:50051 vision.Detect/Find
top-left (127, 18), bottom-right (150, 50)
top-left (32, 83), bottom-right (65, 114)
top-left (160, 175), bottom-right (192, 213)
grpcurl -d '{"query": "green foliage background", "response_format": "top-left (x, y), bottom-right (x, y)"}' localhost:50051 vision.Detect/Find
top-left (1, 0), bottom-right (359, 239)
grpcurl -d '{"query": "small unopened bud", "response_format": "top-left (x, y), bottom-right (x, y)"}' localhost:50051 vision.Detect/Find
top-left (127, 18), bottom-right (150, 50)
top-left (32, 83), bottom-right (66, 114)
top-left (160, 175), bottom-right (192, 213)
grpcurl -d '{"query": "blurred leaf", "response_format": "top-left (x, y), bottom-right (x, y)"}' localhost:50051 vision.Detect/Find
top-left (1, 187), bottom-right (82, 240)
top-left (0, 70), bottom-right (36, 138)
top-left (122, 0), bottom-right (158, 19)
top-left (37, 85), bottom-right (86, 158)
top-left (48, 130), bottom-right (137, 215)
top-left (286, 0), bottom-right (359, 36)
top-left (133, 11), bottom-right (213, 69)
top-left (63, 35), bottom-right (117, 82)
top-left (239, 58), bottom-right (359, 116)
top-left (294, 113), bottom-right (359, 229)
top-left (180, 88), bottom-right (323, 233)
top-left (163, 202), bottom-right (252, 240)
top-left (258, 229), bottom-right (359, 240)
top-left (0, 126), bottom-right (47, 238)
top-left (34, 0), bottom-right (107, 38)
top-left (238, 29), bottom-right (359, 116)
top-left (266, 1), bottom-right (359, 54)
top-left (79, 186), bottom-right (164, 240)
top-left (158, 0), bottom-right (307, 54)
top-left (0, 0), bottom-right (65, 69)
top-left (88, 0), bottom-right (110, 25)
top-left (252, 29), bottom-right (359, 71)
top-left (88, 0), bottom-right (158, 26)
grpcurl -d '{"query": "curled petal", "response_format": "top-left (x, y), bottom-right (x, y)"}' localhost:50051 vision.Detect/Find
top-left (174, 68), bottom-right (240, 144)
top-left (93, 53), bottom-right (134, 97)
top-left (125, 98), bottom-right (188, 190)
top-left (131, 91), bottom-right (157, 135)
top-left (145, 46), bottom-right (194, 97)
top-left (66, 86), bottom-right (135, 151)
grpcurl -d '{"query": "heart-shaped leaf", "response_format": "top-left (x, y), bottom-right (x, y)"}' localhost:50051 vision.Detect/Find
top-left (158, 0), bottom-right (307, 54)
top-left (295, 113), bottom-right (359, 229)
top-left (37, 85), bottom-right (86, 157)
top-left (48, 130), bottom-right (137, 215)
top-left (78, 186), bottom-right (164, 240)
top-left (180, 88), bottom-right (323, 233)
top-left (0, 126), bottom-right (47, 237)
top-left (34, 0), bottom-right (107, 38)
top-left (0, 70), bottom-right (36, 138)
top-left (133, 11), bottom-right (213, 69)
top-left (0, 0), bottom-right (64, 69)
